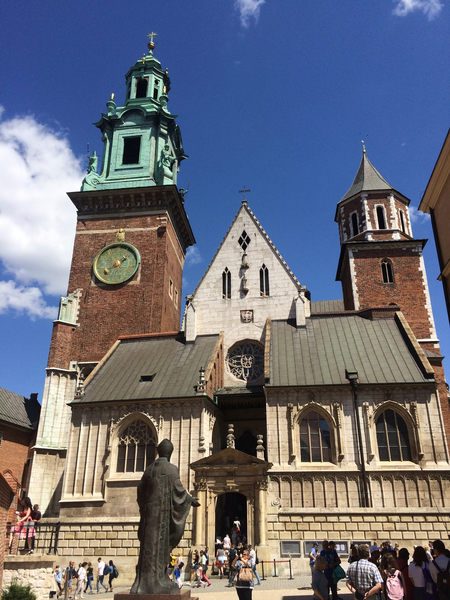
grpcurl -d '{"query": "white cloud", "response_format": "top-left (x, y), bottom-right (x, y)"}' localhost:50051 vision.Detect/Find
top-left (0, 109), bottom-right (84, 318)
top-left (393, 0), bottom-right (443, 19)
top-left (0, 280), bottom-right (58, 319)
top-left (409, 204), bottom-right (430, 224)
top-left (185, 246), bottom-right (202, 266)
top-left (235, 0), bottom-right (265, 27)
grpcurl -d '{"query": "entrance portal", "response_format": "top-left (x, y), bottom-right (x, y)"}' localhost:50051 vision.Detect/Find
top-left (215, 492), bottom-right (247, 544)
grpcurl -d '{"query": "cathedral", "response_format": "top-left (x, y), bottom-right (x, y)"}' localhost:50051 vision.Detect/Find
top-left (28, 38), bottom-right (450, 577)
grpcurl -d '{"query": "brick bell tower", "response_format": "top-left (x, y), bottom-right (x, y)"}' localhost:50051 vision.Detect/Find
top-left (335, 149), bottom-right (450, 449)
top-left (29, 36), bottom-right (195, 515)
top-left (335, 149), bottom-right (437, 342)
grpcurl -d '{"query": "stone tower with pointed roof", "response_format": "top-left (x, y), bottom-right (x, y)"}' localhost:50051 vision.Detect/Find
top-left (335, 150), bottom-right (437, 343)
top-left (29, 38), bottom-right (195, 516)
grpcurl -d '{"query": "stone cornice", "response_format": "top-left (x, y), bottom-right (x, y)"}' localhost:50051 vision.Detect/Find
top-left (67, 185), bottom-right (195, 252)
top-left (420, 128), bottom-right (450, 213)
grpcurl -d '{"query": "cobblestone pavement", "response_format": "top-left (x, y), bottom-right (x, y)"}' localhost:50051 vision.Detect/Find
top-left (110, 576), bottom-right (353, 600)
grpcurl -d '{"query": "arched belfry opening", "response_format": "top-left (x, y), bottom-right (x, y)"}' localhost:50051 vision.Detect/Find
top-left (136, 78), bottom-right (148, 98)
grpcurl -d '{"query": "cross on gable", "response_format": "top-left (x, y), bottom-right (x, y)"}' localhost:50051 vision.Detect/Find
top-left (239, 186), bottom-right (251, 201)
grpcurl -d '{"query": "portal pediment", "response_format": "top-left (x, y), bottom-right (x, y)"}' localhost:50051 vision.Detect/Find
top-left (190, 447), bottom-right (271, 470)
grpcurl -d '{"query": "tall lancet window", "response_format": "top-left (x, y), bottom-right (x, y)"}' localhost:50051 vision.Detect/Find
top-left (381, 259), bottom-right (394, 283)
top-left (260, 264), bottom-right (269, 297)
top-left (399, 210), bottom-right (407, 234)
top-left (351, 213), bottom-right (359, 237)
top-left (222, 268), bottom-right (231, 299)
top-left (376, 206), bottom-right (387, 230)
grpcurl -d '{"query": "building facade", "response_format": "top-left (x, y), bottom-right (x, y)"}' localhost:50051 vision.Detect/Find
top-left (30, 40), bottom-right (450, 579)
top-left (420, 128), bottom-right (450, 328)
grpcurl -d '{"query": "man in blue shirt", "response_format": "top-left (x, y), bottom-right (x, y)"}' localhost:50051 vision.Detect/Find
top-left (309, 542), bottom-right (318, 577)
top-left (320, 540), bottom-right (341, 600)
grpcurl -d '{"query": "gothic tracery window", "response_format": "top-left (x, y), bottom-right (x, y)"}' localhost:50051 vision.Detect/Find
top-left (116, 420), bottom-right (157, 473)
top-left (300, 411), bottom-right (331, 462)
top-left (376, 409), bottom-right (411, 462)
top-left (226, 341), bottom-right (264, 383)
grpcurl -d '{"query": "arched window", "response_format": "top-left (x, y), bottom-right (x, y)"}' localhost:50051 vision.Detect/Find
top-left (376, 409), bottom-right (411, 461)
top-left (116, 420), bottom-right (157, 473)
top-left (351, 213), bottom-right (359, 237)
top-left (381, 259), bottom-right (394, 283)
top-left (136, 78), bottom-right (148, 99)
top-left (260, 264), bottom-right (269, 297)
top-left (300, 411), bottom-right (331, 462)
top-left (222, 268), bottom-right (231, 299)
top-left (376, 206), bottom-right (387, 230)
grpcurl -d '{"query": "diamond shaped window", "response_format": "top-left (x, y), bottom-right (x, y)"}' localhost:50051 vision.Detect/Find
top-left (238, 230), bottom-right (251, 251)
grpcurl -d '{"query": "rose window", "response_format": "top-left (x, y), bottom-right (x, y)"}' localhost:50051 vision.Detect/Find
top-left (226, 341), bottom-right (264, 382)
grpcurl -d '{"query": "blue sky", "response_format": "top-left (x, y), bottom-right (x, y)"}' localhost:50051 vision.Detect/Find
top-left (0, 0), bottom-right (449, 398)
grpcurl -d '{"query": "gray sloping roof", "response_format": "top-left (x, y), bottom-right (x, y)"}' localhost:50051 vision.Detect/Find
top-left (269, 316), bottom-right (428, 387)
top-left (340, 153), bottom-right (396, 203)
top-left (75, 334), bottom-right (219, 404)
top-left (0, 388), bottom-right (41, 430)
top-left (310, 300), bottom-right (345, 313)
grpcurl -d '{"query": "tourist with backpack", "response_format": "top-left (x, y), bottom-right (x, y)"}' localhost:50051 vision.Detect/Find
top-left (428, 540), bottom-right (450, 600)
top-left (106, 560), bottom-right (118, 593)
top-left (408, 546), bottom-right (436, 600)
top-left (381, 553), bottom-right (404, 600)
top-left (397, 548), bottom-right (414, 600)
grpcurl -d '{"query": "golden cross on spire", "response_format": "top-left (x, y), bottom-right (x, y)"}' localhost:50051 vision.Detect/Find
top-left (147, 31), bottom-right (158, 52)
top-left (239, 186), bottom-right (251, 201)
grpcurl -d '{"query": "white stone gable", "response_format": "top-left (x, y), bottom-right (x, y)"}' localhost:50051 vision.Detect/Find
top-left (185, 202), bottom-right (308, 384)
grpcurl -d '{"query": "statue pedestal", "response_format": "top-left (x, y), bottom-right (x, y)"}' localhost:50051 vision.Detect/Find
top-left (115, 591), bottom-right (197, 600)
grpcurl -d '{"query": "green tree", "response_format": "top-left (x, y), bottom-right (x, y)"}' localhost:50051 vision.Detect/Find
top-left (2, 579), bottom-right (37, 600)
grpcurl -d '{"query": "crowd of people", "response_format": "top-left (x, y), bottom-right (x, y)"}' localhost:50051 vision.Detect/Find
top-left (309, 539), bottom-right (450, 600)
top-left (165, 537), bottom-right (261, 598)
top-left (51, 557), bottom-right (119, 599)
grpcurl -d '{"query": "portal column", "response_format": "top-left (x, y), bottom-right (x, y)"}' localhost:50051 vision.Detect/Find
top-left (193, 480), bottom-right (207, 547)
top-left (255, 480), bottom-right (268, 546)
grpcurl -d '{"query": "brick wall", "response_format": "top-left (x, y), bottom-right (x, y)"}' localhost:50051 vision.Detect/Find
top-left (0, 474), bottom-right (14, 592)
top-left (49, 214), bottom-right (185, 369)
top-left (0, 424), bottom-right (34, 485)
top-left (351, 246), bottom-right (433, 340)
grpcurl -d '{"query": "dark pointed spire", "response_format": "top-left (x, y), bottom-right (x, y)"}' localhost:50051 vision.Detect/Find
top-left (340, 152), bottom-right (393, 202)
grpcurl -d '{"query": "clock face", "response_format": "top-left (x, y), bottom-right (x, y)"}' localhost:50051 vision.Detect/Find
top-left (93, 242), bottom-right (141, 285)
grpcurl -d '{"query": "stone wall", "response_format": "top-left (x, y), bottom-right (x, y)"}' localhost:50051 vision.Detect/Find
top-left (265, 508), bottom-right (450, 576)
top-left (3, 557), bottom-right (55, 600)
top-left (49, 516), bottom-right (194, 586)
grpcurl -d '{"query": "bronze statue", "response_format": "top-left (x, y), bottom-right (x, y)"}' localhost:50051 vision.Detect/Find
top-left (131, 439), bottom-right (200, 595)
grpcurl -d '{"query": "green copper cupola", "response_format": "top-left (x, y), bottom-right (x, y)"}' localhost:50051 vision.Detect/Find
top-left (82, 34), bottom-right (187, 192)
